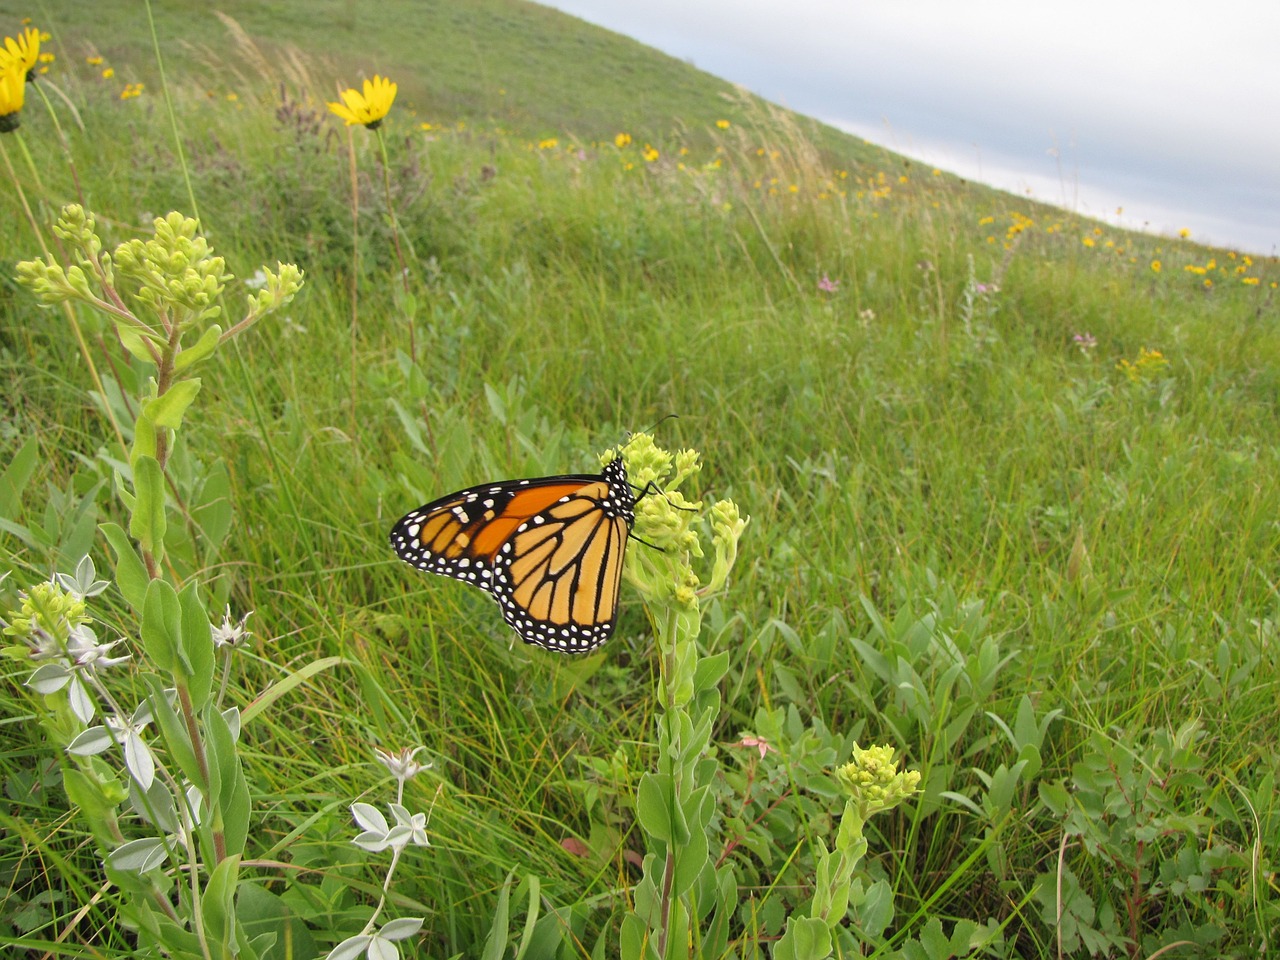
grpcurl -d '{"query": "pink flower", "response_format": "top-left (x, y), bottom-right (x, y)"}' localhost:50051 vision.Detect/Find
top-left (817, 274), bottom-right (839, 293)
top-left (734, 736), bottom-right (775, 760)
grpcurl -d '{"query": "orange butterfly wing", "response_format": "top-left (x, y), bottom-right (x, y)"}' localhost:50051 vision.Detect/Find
top-left (390, 458), bottom-right (635, 652)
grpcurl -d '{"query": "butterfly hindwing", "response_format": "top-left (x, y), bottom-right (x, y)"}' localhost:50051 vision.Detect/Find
top-left (390, 457), bottom-right (636, 653)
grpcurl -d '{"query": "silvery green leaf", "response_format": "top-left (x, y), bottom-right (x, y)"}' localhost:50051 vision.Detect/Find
top-left (351, 802), bottom-right (388, 835)
top-left (107, 836), bottom-right (169, 873)
top-left (55, 556), bottom-right (111, 600)
top-left (130, 777), bottom-right (179, 834)
top-left (382, 825), bottom-right (412, 850)
top-left (222, 705), bottom-right (241, 742)
top-left (368, 937), bottom-right (401, 960)
top-left (69, 676), bottom-right (96, 723)
top-left (378, 918), bottom-right (423, 941)
top-left (352, 831), bottom-right (390, 852)
top-left (27, 662), bottom-right (71, 694)
top-left (67, 726), bottom-right (114, 756)
top-left (123, 730), bottom-right (156, 791)
top-left (325, 934), bottom-right (372, 960)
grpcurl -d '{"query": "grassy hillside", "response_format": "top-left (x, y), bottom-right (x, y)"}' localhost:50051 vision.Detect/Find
top-left (2, 2), bottom-right (1278, 958)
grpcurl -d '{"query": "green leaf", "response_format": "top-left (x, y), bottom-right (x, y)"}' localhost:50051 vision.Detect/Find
top-left (115, 321), bottom-right (163, 363)
top-left (480, 868), bottom-right (516, 960)
top-left (129, 454), bottom-right (167, 561)
top-left (175, 323), bottom-right (222, 372)
top-left (179, 581), bottom-right (215, 710)
top-left (671, 818), bottom-right (708, 897)
top-left (237, 883), bottom-right (318, 960)
top-left (192, 460), bottom-right (233, 554)
top-left (201, 854), bottom-right (241, 951)
top-left (63, 768), bottom-right (124, 847)
top-left (0, 435), bottom-right (38, 521)
top-left (143, 378), bottom-right (202, 431)
top-left (692, 650), bottom-right (730, 694)
top-left (636, 772), bottom-right (675, 844)
top-left (144, 676), bottom-right (202, 789)
top-left (131, 414), bottom-right (158, 466)
top-left (619, 914), bottom-right (659, 960)
top-left (142, 578), bottom-right (182, 674)
top-left (101, 522), bottom-right (149, 613)
top-left (774, 917), bottom-right (832, 960)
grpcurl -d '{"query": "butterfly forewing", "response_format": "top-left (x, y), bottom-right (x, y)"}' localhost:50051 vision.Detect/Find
top-left (390, 457), bottom-right (636, 653)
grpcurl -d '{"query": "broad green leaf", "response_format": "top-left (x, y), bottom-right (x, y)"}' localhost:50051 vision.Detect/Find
top-left (0, 435), bottom-right (38, 521)
top-left (179, 580), bottom-right (215, 709)
top-left (237, 883), bottom-right (318, 960)
top-left (773, 916), bottom-right (832, 960)
top-left (129, 454), bottom-right (166, 561)
top-left (115, 321), bottom-right (163, 363)
top-left (636, 772), bottom-right (675, 844)
top-left (100, 522), bottom-right (149, 613)
top-left (131, 414), bottom-right (158, 466)
top-left (108, 837), bottom-right (169, 873)
top-left (202, 854), bottom-right (241, 951)
top-left (192, 460), bottom-right (233, 553)
top-left (143, 378), bottom-right (202, 430)
top-left (175, 323), bottom-right (222, 371)
top-left (141, 578), bottom-right (182, 673)
top-left (692, 650), bottom-right (730, 694)
top-left (671, 818), bottom-right (709, 897)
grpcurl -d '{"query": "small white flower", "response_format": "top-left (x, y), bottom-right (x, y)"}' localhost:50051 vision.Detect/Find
top-left (65, 623), bottom-right (131, 670)
top-left (374, 745), bottom-right (431, 784)
top-left (281, 315), bottom-right (308, 338)
top-left (244, 268), bottom-right (269, 290)
top-left (212, 607), bottom-right (254, 649)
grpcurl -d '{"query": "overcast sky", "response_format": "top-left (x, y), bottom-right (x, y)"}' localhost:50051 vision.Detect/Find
top-left (537, 0), bottom-right (1279, 254)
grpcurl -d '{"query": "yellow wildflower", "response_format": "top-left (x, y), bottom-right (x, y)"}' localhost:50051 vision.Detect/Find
top-left (1178, 227), bottom-right (1190, 239)
top-left (1150, 260), bottom-right (1161, 273)
top-left (0, 59), bottom-right (26, 132)
top-left (1242, 277), bottom-right (1260, 286)
top-left (538, 137), bottom-right (558, 150)
top-left (642, 144), bottom-right (659, 162)
top-left (327, 75), bottom-right (397, 129)
top-left (2, 26), bottom-right (39, 79)
top-left (615, 132), bottom-right (631, 148)
top-left (715, 118), bottom-right (730, 129)
top-left (102, 67), bottom-right (114, 79)
top-left (87, 55), bottom-right (103, 66)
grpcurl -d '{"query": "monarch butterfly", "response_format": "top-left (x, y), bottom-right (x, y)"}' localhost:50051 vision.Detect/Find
top-left (389, 456), bottom-right (636, 653)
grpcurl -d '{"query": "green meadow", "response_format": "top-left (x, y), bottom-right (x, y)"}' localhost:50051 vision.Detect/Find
top-left (2, 1), bottom-right (1278, 957)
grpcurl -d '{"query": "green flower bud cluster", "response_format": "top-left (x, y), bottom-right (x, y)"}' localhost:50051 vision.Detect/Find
top-left (834, 742), bottom-right (921, 819)
top-left (247, 263), bottom-right (306, 317)
top-left (113, 212), bottom-right (231, 323)
top-left (3, 581), bottom-right (86, 655)
top-left (613, 434), bottom-right (747, 617)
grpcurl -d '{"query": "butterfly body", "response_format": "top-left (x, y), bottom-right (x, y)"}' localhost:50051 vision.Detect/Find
top-left (390, 457), bottom-right (635, 653)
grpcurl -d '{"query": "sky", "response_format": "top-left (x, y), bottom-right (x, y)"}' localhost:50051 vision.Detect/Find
top-left (536, 0), bottom-right (1279, 255)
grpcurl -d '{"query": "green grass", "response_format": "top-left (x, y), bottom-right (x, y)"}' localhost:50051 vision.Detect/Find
top-left (2, 2), bottom-right (1279, 957)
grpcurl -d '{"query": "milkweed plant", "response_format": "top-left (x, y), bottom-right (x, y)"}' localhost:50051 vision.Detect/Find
top-left (611, 437), bottom-right (920, 960)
